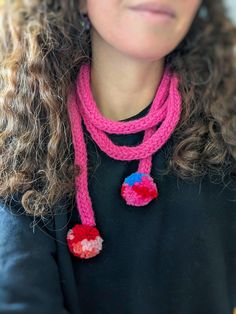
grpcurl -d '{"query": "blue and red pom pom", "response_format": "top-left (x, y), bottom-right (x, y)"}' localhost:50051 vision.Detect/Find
top-left (121, 172), bottom-right (158, 206)
top-left (67, 224), bottom-right (103, 259)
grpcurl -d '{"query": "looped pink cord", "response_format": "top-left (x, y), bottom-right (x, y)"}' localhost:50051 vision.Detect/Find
top-left (67, 62), bottom-right (182, 227)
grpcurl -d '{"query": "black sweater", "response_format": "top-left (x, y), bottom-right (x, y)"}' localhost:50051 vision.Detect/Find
top-left (0, 102), bottom-right (236, 314)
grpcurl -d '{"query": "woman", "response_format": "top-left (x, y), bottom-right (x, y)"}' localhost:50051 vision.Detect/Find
top-left (0, 0), bottom-right (236, 313)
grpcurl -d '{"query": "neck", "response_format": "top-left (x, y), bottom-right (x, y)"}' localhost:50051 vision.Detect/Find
top-left (90, 29), bottom-right (165, 121)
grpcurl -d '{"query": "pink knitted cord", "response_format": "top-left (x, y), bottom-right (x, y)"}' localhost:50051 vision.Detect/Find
top-left (67, 62), bottom-right (182, 227)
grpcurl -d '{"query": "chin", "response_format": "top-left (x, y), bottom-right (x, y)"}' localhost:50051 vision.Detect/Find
top-left (117, 44), bottom-right (168, 61)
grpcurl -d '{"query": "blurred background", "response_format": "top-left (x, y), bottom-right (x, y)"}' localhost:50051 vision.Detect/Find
top-left (225, 0), bottom-right (236, 23)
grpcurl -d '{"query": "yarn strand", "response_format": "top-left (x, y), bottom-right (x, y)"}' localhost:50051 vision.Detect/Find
top-left (66, 62), bottom-right (182, 259)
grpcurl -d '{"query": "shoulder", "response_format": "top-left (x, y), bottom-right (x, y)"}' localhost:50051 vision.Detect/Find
top-left (0, 195), bottom-right (67, 314)
top-left (0, 194), bottom-right (57, 254)
top-left (200, 171), bottom-right (236, 202)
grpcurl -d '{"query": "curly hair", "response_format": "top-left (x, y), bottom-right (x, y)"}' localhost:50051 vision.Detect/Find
top-left (0, 0), bottom-right (235, 217)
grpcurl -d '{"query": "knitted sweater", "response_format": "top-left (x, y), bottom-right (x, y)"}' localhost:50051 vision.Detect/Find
top-left (0, 102), bottom-right (236, 314)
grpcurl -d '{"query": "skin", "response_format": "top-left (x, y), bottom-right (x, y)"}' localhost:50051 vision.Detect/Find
top-left (79, 0), bottom-right (202, 121)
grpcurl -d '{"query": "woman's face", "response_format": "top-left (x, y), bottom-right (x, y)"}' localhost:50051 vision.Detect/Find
top-left (80, 0), bottom-right (202, 61)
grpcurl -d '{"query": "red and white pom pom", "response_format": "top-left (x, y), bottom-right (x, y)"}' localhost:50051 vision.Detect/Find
top-left (66, 224), bottom-right (103, 259)
top-left (121, 172), bottom-right (158, 206)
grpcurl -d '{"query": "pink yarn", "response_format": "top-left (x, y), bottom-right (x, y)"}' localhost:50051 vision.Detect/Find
top-left (67, 62), bottom-right (182, 228)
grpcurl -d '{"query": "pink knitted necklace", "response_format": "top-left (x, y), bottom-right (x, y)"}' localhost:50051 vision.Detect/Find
top-left (66, 62), bottom-right (182, 259)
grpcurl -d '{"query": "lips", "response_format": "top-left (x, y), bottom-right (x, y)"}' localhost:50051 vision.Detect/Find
top-left (129, 2), bottom-right (175, 17)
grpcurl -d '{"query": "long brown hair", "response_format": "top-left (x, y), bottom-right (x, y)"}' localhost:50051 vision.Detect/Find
top-left (0, 0), bottom-right (235, 217)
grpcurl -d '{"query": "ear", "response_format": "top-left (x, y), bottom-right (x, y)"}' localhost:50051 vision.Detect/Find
top-left (79, 0), bottom-right (88, 14)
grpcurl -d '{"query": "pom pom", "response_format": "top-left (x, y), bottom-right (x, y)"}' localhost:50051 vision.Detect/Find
top-left (121, 172), bottom-right (158, 206)
top-left (66, 224), bottom-right (103, 259)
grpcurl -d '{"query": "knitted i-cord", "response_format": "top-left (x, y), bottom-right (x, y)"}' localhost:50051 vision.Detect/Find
top-left (66, 62), bottom-right (182, 259)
